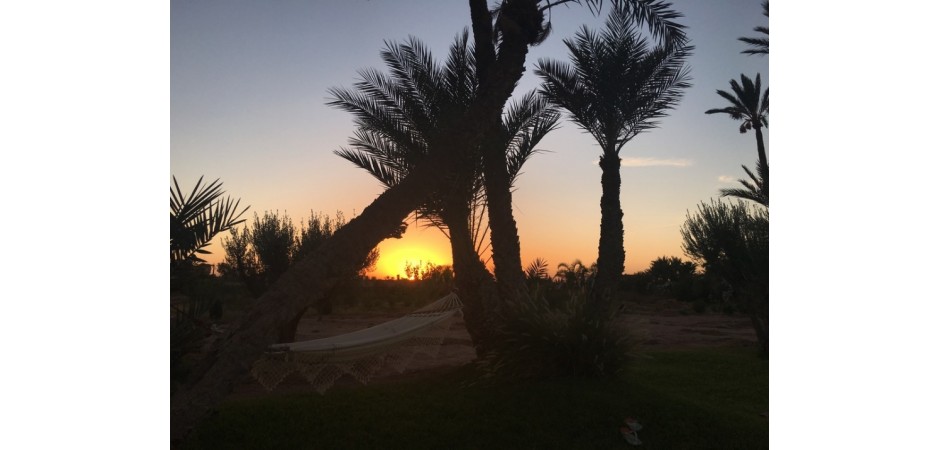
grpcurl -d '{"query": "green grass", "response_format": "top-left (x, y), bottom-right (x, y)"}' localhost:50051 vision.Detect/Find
top-left (184, 348), bottom-right (767, 449)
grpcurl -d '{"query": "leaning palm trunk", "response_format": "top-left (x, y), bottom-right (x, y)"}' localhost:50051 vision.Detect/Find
top-left (170, 160), bottom-right (445, 444)
top-left (593, 152), bottom-right (625, 311)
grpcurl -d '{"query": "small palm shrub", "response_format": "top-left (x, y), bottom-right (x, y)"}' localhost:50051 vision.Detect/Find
top-left (479, 292), bottom-right (635, 380)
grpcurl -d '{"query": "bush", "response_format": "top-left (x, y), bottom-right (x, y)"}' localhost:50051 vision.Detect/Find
top-left (220, 210), bottom-right (379, 305)
top-left (478, 292), bottom-right (635, 380)
top-left (680, 199), bottom-right (768, 353)
top-left (170, 274), bottom-right (253, 392)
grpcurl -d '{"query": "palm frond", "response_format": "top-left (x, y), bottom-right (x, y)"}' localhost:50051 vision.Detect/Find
top-left (739, 0), bottom-right (769, 55)
top-left (612, 0), bottom-right (689, 48)
top-left (170, 176), bottom-right (249, 264)
top-left (719, 187), bottom-right (766, 206)
top-left (718, 160), bottom-right (768, 207)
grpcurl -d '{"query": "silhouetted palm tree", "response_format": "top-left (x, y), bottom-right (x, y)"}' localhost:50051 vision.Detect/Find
top-left (536, 4), bottom-right (692, 306)
top-left (706, 73), bottom-right (769, 207)
top-left (172, 1), bottom-right (693, 439)
top-left (524, 257), bottom-right (550, 282)
top-left (475, 0), bottom-right (691, 304)
top-left (554, 259), bottom-right (597, 289)
top-left (170, 175), bottom-right (249, 269)
top-left (721, 159), bottom-right (768, 207)
top-left (328, 31), bottom-right (559, 349)
top-left (739, 1), bottom-right (769, 56)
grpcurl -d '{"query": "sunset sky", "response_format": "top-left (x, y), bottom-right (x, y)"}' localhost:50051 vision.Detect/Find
top-left (171, 0), bottom-right (769, 279)
top-left (9, 2), bottom-right (940, 446)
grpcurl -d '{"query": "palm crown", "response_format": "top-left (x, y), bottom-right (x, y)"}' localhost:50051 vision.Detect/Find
top-left (705, 73), bottom-right (768, 134)
top-left (707, 73), bottom-right (770, 207)
top-left (170, 176), bottom-right (249, 266)
top-left (328, 31), bottom-right (559, 249)
top-left (535, 5), bottom-right (692, 155)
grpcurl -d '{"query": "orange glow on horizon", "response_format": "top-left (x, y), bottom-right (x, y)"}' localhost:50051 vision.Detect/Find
top-left (369, 225), bottom-right (453, 279)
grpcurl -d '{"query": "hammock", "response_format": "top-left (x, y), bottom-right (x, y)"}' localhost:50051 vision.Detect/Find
top-left (251, 293), bottom-right (463, 392)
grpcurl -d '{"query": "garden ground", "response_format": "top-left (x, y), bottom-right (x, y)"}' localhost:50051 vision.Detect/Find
top-left (183, 294), bottom-right (767, 449)
top-left (224, 294), bottom-right (761, 401)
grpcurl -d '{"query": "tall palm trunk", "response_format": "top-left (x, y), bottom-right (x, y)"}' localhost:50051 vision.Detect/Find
top-left (754, 125), bottom-right (768, 202)
top-left (481, 128), bottom-right (528, 302)
top-left (171, 159), bottom-right (445, 444)
top-left (440, 206), bottom-right (497, 354)
top-left (471, 0), bottom-right (542, 303)
top-left (593, 151), bottom-right (625, 310)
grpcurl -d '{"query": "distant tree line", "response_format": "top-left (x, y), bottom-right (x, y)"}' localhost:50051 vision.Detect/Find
top-left (220, 210), bottom-right (378, 317)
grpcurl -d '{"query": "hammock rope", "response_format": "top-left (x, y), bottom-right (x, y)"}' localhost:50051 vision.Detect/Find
top-left (251, 293), bottom-right (463, 392)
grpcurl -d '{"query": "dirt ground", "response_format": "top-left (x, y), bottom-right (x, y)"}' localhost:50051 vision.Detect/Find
top-left (228, 296), bottom-right (758, 398)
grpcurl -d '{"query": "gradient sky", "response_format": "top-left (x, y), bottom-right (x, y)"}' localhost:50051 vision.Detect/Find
top-left (171, 0), bottom-right (769, 279)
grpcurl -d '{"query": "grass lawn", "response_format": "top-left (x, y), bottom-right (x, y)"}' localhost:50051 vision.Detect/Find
top-left (184, 348), bottom-right (767, 449)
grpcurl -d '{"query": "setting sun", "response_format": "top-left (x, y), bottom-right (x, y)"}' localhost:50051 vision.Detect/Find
top-left (370, 226), bottom-right (453, 279)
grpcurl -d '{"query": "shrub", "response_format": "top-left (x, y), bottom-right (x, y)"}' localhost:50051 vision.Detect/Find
top-left (680, 199), bottom-right (768, 353)
top-left (249, 211), bottom-right (298, 286)
top-left (220, 210), bottom-right (379, 303)
top-left (170, 175), bottom-right (248, 390)
top-left (478, 292), bottom-right (635, 380)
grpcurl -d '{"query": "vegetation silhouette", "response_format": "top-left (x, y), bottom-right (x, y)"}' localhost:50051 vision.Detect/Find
top-left (524, 257), bottom-right (551, 283)
top-left (681, 199), bottom-right (768, 354)
top-left (220, 211), bottom-right (378, 340)
top-left (171, 1), bottom-right (696, 443)
top-left (169, 176), bottom-right (249, 395)
top-left (169, 175), bottom-right (248, 268)
top-left (536, 4), bottom-right (692, 309)
top-left (706, 73), bottom-right (769, 207)
top-left (738, 1), bottom-right (769, 56)
top-left (328, 30), bottom-right (560, 351)
top-left (554, 259), bottom-right (597, 289)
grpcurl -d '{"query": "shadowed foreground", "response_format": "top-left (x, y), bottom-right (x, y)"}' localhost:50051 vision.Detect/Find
top-left (184, 348), bottom-right (767, 449)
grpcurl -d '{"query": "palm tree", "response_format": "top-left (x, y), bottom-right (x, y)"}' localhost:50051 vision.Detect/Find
top-left (475, 0), bottom-right (691, 305)
top-left (169, 175), bottom-right (249, 393)
top-left (524, 257), bottom-right (550, 283)
top-left (170, 175), bottom-right (249, 270)
top-left (706, 73), bottom-right (769, 207)
top-left (328, 31), bottom-right (559, 350)
top-left (739, 1), bottom-right (769, 56)
top-left (535, 4), bottom-right (692, 307)
top-left (554, 259), bottom-right (597, 289)
top-left (721, 158), bottom-right (768, 207)
top-left (172, 1), bottom-right (692, 440)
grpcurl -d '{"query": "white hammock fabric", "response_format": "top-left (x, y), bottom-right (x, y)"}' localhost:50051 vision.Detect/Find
top-left (251, 293), bottom-right (463, 393)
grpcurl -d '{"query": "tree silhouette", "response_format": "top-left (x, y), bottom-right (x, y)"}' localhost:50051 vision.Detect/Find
top-left (329, 31), bottom-right (559, 349)
top-left (172, 1), bottom-right (694, 441)
top-left (472, 0), bottom-right (690, 305)
top-left (170, 175), bottom-right (249, 269)
top-left (536, 4), bottom-right (691, 307)
top-left (554, 259), bottom-right (597, 289)
top-left (739, 1), bottom-right (768, 56)
top-left (706, 73), bottom-right (769, 207)
top-left (680, 199), bottom-right (768, 354)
